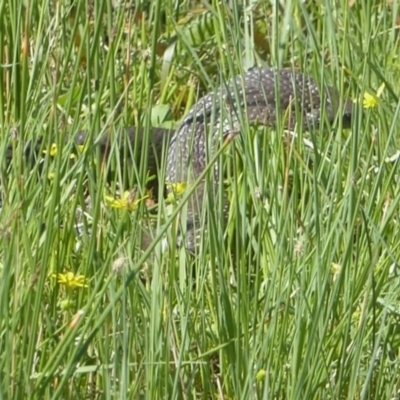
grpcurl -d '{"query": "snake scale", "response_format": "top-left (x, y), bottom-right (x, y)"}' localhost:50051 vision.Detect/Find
top-left (3, 67), bottom-right (353, 253)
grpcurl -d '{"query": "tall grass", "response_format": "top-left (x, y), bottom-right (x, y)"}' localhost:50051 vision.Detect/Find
top-left (1, 0), bottom-right (400, 398)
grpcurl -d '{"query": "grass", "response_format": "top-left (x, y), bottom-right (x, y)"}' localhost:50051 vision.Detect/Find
top-left (1, 0), bottom-right (400, 398)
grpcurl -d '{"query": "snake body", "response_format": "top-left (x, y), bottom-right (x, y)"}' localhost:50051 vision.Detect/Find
top-left (164, 68), bottom-right (352, 251)
top-left (2, 68), bottom-right (352, 252)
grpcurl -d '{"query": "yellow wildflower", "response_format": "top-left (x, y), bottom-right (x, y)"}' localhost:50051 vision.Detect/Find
top-left (53, 272), bottom-right (88, 289)
top-left (166, 182), bottom-right (188, 203)
top-left (170, 182), bottom-right (187, 195)
top-left (105, 190), bottom-right (147, 212)
top-left (67, 144), bottom-right (86, 159)
top-left (42, 143), bottom-right (58, 157)
top-left (359, 82), bottom-right (385, 109)
top-left (42, 143), bottom-right (82, 159)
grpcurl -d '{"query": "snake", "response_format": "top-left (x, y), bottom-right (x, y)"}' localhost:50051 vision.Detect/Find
top-left (2, 67), bottom-right (353, 253)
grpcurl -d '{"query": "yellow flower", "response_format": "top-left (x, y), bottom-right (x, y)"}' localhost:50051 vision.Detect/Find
top-left (166, 182), bottom-right (188, 203)
top-left (170, 182), bottom-right (187, 195)
top-left (359, 83), bottom-right (385, 109)
top-left (42, 143), bottom-right (58, 157)
top-left (105, 190), bottom-right (147, 212)
top-left (68, 144), bottom-right (86, 159)
top-left (53, 272), bottom-right (88, 289)
top-left (42, 143), bottom-right (82, 159)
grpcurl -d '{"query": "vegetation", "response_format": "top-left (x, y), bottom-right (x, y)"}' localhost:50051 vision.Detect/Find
top-left (1, 0), bottom-right (400, 398)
